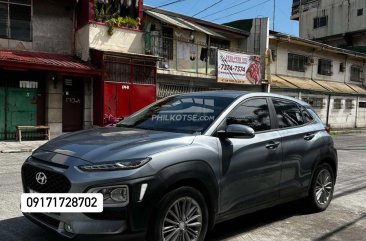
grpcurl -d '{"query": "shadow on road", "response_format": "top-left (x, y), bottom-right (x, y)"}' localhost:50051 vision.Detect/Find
top-left (313, 213), bottom-right (366, 241)
top-left (206, 199), bottom-right (313, 241)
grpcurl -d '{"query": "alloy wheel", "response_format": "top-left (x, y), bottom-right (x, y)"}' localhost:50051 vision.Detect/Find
top-left (314, 169), bottom-right (333, 205)
top-left (162, 197), bottom-right (203, 241)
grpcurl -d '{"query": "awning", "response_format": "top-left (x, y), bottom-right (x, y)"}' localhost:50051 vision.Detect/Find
top-left (145, 10), bottom-right (226, 39)
top-left (275, 75), bottom-right (328, 92)
top-left (347, 84), bottom-right (366, 95)
top-left (314, 80), bottom-right (357, 94)
top-left (0, 50), bottom-right (101, 76)
top-left (270, 75), bottom-right (298, 89)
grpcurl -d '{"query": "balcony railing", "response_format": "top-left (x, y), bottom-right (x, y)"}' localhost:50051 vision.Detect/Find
top-left (145, 33), bottom-right (217, 76)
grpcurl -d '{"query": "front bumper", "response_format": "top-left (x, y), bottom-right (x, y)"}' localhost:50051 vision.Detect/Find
top-left (21, 154), bottom-right (159, 239)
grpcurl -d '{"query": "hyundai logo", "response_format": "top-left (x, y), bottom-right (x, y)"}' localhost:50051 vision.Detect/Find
top-left (35, 172), bottom-right (47, 185)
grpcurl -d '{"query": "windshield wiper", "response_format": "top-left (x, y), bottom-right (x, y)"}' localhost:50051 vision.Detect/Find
top-left (116, 123), bottom-right (135, 128)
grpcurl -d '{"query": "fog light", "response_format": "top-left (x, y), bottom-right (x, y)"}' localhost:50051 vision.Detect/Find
top-left (64, 223), bottom-right (73, 233)
top-left (110, 188), bottom-right (128, 202)
top-left (87, 185), bottom-right (129, 207)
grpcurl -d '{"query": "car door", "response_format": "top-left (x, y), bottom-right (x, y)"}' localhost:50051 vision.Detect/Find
top-left (271, 98), bottom-right (323, 198)
top-left (219, 98), bottom-right (283, 214)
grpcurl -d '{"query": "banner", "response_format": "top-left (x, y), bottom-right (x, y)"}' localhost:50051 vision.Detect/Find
top-left (217, 50), bottom-right (262, 85)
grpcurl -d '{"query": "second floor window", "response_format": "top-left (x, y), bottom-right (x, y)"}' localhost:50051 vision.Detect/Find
top-left (0, 0), bottom-right (32, 42)
top-left (318, 59), bottom-right (332, 76)
top-left (350, 66), bottom-right (363, 82)
top-left (288, 53), bottom-right (306, 72)
top-left (314, 16), bottom-right (328, 29)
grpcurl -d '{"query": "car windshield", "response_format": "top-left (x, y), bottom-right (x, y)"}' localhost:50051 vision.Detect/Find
top-left (117, 95), bottom-right (235, 134)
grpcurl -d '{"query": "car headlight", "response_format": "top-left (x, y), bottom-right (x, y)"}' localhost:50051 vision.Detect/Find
top-left (78, 158), bottom-right (151, 172)
top-left (87, 185), bottom-right (129, 206)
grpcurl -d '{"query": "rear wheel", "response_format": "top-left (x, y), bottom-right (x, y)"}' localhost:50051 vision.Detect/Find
top-left (308, 163), bottom-right (335, 211)
top-left (149, 187), bottom-right (209, 241)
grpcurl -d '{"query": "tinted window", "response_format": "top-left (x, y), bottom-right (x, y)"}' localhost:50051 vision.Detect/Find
top-left (227, 98), bottom-right (271, 132)
top-left (301, 107), bottom-right (314, 124)
top-left (273, 99), bottom-right (304, 128)
top-left (118, 95), bottom-right (234, 134)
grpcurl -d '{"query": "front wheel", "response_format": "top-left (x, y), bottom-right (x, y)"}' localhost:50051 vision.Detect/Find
top-left (308, 163), bottom-right (335, 212)
top-left (148, 187), bottom-right (209, 241)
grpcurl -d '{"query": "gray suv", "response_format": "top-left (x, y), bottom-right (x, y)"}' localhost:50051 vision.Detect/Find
top-left (21, 91), bottom-right (337, 241)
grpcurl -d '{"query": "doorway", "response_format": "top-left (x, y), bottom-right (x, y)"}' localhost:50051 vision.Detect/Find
top-left (62, 78), bottom-right (84, 132)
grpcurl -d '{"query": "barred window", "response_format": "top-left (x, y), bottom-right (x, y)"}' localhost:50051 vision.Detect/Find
top-left (302, 97), bottom-right (324, 108)
top-left (288, 53), bottom-right (306, 72)
top-left (106, 63), bottom-right (131, 83)
top-left (313, 16), bottom-right (328, 29)
top-left (333, 99), bottom-right (342, 109)
top-left (0, 0), bottom-right (32, 41)
top-left (318, 59), bottom-right (333, 76)
top-left (359, 102), bottom-right (366, 108)
top-left (350, 66), bottom-right (363, 82)
top-left (345, 99), bottom-right (354, 109)
top-left (134, 65), bottom-right (155, 85)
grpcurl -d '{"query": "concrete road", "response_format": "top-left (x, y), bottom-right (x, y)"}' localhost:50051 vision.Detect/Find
top-left (0, 134), bottom-right (365, 241)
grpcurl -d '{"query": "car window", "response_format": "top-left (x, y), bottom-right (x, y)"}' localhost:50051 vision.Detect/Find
top-left (272, 99), bottom-right (304, 128)
top-left (301, 107), bottom-right (314, 124)
top-left (118, 95), bottom-right (234, 134)
top-left (227, 98), bottom-right (271, 132)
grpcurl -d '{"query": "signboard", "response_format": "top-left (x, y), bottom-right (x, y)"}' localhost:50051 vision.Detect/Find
top-left (217, 50), bottom-right (262, 85)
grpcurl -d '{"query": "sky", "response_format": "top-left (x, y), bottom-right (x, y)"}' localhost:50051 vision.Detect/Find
top-left (144, 0), bottom-right (300, 36)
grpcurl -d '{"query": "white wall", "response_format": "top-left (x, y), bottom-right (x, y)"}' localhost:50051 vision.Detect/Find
top-left (269, 38), bottom-right (366, 85)
top-left (299, 0), bottom-right (366, 41)
top-left (269, 37), bottom-right (366, 128)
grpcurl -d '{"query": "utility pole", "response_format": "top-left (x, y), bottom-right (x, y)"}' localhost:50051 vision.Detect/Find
top-left (273, 0), bottom-right (275, 31)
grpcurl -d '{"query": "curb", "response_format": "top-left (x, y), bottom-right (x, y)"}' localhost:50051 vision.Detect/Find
top-left (1, 148), bottom-right (34, 153)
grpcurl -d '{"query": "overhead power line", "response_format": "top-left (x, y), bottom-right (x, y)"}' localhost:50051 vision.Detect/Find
top-left (149, 0), bottom-right (190, 10)
top-left (211, 0), bottom-right (272, 21)
top-left (192, 0), bottom-right (224, 17)
top-left (201, 0), bottom-right (254, 19)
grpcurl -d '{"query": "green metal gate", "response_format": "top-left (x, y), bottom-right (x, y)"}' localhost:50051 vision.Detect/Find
top-left (0, 88), bottom-right (37, 140)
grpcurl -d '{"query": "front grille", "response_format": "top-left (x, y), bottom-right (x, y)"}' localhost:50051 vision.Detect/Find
top-left (31, 213), bottom-right (60, 229)
top-left (22, 164), bottom-right (71, 193)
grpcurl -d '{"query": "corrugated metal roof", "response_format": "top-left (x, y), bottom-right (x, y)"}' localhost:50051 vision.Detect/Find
top-left (0, 50), bottom-right (101, 76)
top-left (314, 80), bottom-right (357, 94)
top-left (146, 10), bottom-right (226, 39)
top-left (277, 75), bottom-right (328, 92)
top-left (146, 10), bottom-right (194, 30)
top-left (179, 19), bottom-right (227, 39)
top-left (347, 84), bottom-right (366, 94)
top-left (271, 75), bottom-right (299, 89)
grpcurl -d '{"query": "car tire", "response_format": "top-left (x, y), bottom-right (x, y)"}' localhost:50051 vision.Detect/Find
top-left (307, 163), bottom-right (335, 212)
top-left (148, 186), bottom-right (209, 241)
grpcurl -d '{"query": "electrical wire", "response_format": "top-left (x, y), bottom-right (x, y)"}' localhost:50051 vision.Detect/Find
top-left (149, 0), bottom-right (190, 10)
top-left (211, 0), bottom-right (272, 21)
top-left (201, 0), bottom-right (254, 19)
top-left (192, 0), bottom-right (224, 17)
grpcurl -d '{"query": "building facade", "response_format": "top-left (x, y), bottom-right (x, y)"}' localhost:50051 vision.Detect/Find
top-left (269, 32), bottom-right (366, 128)
top-left (142, 8), bottom-right (269, 99)
top-left (291, 0), bottom-right (366, 51)
top-left (0, 0), bottom-right (101, 140)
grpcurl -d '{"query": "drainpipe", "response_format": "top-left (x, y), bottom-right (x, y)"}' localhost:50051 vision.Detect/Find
top-left (326, 94), bottom-right (331, 127)
top-left (355, 96), bottom-right (359, 128)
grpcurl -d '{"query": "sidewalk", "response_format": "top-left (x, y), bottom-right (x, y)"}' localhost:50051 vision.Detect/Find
top-left (331, 128), bottom-right (366, 135)
top-left (0, 141), bottom-right (47, 153)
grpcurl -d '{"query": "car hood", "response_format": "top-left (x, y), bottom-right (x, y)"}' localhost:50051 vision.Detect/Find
top-left (37, 127), bottom-right (195, 163)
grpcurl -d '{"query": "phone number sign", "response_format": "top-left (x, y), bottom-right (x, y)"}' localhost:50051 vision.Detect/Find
top-left (217, 50), bottom-right (262, 85)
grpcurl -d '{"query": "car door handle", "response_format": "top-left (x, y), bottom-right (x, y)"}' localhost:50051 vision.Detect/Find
top-left (304, 133), bottom-right (315, 141)
top-left (266, 141), bottom-right (280, 150)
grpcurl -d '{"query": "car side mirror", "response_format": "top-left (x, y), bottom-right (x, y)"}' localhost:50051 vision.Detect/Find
top-left (217, 124), bottom-right (255, 139)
